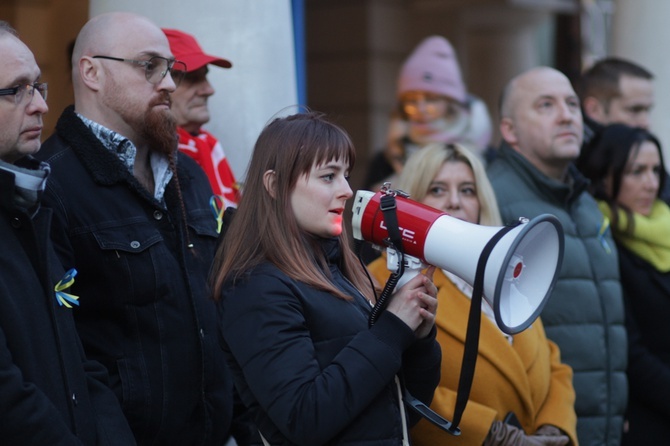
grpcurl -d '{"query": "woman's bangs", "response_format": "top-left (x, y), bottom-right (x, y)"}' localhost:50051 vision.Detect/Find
top-left (317, 127), bottom-right (356, 169)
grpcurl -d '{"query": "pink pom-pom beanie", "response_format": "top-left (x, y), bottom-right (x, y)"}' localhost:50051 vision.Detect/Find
top-left (397, 36), bottom-right (467, 104)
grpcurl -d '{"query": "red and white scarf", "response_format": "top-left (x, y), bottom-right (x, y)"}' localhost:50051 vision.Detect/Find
top-left (178, 127), bottom-right (240, 208)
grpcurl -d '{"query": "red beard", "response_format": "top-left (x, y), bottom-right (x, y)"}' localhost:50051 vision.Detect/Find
top-left (141, 94), bottom-right (178, 155)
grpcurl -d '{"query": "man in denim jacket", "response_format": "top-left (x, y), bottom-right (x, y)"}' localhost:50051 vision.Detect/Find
top-left (36, 12), bottom-right (246, 445)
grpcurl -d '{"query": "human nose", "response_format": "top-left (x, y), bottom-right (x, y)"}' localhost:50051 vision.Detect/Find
top-left (199, 79), bottom-right (215, 96)
top-left (414, 98), bottom-right (437, 119)
top-left (443, 190), bottom-right (461, 211)
top-left (338, 176), bottom-right (353, 200)
top-left (557, 102), bottom-right (576, 122)
top-left (27, 87), bottom-right (48, 115)
top-left (644, 170), bottom-right (659, 191)
top-left (158, 71), bottom-right (177, 93)
top-left (414, 98), bottom-right (428, 112)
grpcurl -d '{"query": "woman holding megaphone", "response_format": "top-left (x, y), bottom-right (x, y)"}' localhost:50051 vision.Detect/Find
top-left (210, 111), bottom-right (442, 445)
top-left (368, 143), bottom-right (578, 446)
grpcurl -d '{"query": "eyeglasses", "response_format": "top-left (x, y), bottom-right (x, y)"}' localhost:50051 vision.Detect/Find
top-left (0, 82), bottom-right (48, 105)
top-left (401, 94), bottom-right (467, 122)
top-left (93, 55), bottom-right (187, 87)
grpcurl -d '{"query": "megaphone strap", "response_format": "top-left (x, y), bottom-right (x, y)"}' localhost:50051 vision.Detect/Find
top-left (368, 194), bottom-right (406, 327)
top-left (450, 221), bottom-right (521, 430)
top-left (371, 192), bottom-right (461, 435)
top-left (379, 193), bottom-right (404, 254)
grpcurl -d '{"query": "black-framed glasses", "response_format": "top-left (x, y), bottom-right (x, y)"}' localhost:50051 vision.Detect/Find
top-left (0, 82), bottom-right (48, 105)
top-left (93, 55), bottom-right (187, 87)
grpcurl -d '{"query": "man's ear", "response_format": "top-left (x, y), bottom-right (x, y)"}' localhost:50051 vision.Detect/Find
top-left (263, 170), bottom-right (277, 199)
top-left (79, 56), bottom-right (102, 92)
top-left (582, 96), bottom-right (606, 123)
top-left (499, 117), bottom-right (518, 146)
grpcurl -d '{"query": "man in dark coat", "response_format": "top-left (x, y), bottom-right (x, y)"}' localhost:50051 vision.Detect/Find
top-left (35, 12), bottom-right (248, 446)
top-left (0, 20), bottom-right (135, 445)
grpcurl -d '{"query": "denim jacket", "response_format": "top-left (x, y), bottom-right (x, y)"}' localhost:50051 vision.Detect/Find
top-left (36, 106), bottom-right (234, 446)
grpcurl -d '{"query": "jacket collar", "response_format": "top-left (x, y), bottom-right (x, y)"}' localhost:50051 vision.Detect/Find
top-left (0, 156), bottom-right (49, 216)
top-left (55, 105), bottom-right (190, 206)
top-left (498, 141), bottom-right (589, 206)
top-left (55, 105), bottom-right (135, 187)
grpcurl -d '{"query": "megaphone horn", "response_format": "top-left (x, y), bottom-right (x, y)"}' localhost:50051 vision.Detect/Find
top-left (352, 189), bottom-right (564, 334)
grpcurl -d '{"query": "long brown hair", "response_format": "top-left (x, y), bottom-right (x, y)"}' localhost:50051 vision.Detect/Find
top-left (211, 112), bottom-right (375, 302)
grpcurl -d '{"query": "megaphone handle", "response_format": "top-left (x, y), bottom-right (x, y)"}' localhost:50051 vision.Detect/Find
top-left (401, 381), bottom-right (460, 435)
top-left (394, 268), bottom-right (419, 290)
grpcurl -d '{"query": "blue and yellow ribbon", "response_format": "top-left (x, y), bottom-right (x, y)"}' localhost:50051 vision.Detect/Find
top-left (597, 216), bottom-right (612, 254)
top-left (54, 268), bottom-right (80, 308)
top-left (210, 194), bottom-right (225, 234)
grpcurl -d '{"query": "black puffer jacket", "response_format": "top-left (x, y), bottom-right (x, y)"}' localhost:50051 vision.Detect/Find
top-left (218, 238), bottom-right (441, 445)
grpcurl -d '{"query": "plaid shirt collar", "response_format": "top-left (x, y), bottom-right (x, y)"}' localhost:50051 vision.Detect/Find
top-left (76, 113), bottom-right (172, 200)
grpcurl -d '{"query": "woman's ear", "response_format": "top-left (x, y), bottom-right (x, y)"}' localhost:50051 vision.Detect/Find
top-left (263, 169), bottom-right (277, 199)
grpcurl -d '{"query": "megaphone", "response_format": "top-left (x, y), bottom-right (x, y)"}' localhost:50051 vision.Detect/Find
top-left (352, 189), bottom-right (564, 334)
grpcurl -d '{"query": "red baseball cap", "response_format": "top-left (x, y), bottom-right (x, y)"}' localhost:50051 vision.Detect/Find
top-left (163, 28), bottom-right (232, 72)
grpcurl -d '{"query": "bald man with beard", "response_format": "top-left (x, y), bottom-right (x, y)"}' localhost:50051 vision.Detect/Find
top-left (35, 12), bottom-right (243, 445)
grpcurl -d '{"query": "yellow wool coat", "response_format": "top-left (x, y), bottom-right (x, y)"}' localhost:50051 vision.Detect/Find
top-left (367, 259), bottom-right (578, 446)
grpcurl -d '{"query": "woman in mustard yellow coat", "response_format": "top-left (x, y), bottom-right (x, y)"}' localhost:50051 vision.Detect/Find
top-left (368, 143), bottom-right (578, 446)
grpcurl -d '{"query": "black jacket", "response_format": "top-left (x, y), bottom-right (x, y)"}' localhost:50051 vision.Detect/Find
top-left (35, 106), bottom-right (234, 445)
top-left (218, 238), bottom-right (441, 445)
top-left (618, 245), bottom-right (670, 445)
top-left (0, 159), bottom-right (135, 445)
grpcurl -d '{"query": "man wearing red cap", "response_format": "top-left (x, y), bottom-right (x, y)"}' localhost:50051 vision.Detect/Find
top-left (164, 28), bottom-right (240, 208)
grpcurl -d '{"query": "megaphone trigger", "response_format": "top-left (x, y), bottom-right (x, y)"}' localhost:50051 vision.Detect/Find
top-left (386, 249), bottom-right (425, 290)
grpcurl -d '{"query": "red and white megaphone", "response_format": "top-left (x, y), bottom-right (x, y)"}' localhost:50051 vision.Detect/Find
top-left (352, 188), bottom-right (564, 334)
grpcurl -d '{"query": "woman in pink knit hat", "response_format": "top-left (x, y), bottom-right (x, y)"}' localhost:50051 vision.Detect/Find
top-left (364, 36), bottom-right (493, 193)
